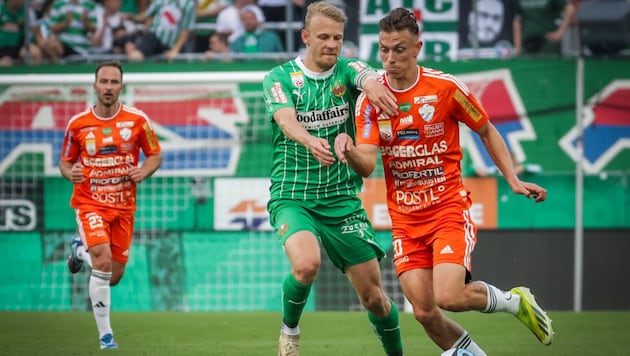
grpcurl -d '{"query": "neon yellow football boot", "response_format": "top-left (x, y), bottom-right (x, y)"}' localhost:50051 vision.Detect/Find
top-left (511, 286), bottom-right (554, 345)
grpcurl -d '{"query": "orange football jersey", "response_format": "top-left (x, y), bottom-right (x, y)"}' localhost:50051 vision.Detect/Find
top-left (60, 104), bottom-right (161, 211)
top-left (355, 66), bottom-right (489, 226)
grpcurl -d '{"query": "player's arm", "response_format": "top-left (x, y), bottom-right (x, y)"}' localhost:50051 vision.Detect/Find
top-left (476, 122), bottom-right (546, 202)
top-left (59, 160), bottom-right (85, 183)
top-left (334, 134), bottom-right (378, 177)
top-left (273, 107), bottom-right (335, 166)
top-left (128, 152), bottom-right (162, 183)
top-left (358, 72), bottom-right (397, 117)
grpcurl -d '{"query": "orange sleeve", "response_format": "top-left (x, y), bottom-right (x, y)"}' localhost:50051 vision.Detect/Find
top-left (450, 85), bottom-right (489, 132)
top-left (60, 117), bottom-right (79, 163)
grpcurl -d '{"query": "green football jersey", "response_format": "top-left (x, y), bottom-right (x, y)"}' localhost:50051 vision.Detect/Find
top-left (263, 56), bottom-right (375, 201)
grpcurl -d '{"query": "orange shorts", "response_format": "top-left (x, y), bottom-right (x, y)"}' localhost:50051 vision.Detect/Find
top-left (75, 206), bottom-right (135, 264)
top-left (391, 208), bottom-right (477, 276)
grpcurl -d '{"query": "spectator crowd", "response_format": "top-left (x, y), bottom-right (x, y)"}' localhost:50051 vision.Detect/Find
top-left (0, 0), bottom-right (296, 65)
top-left (0, 0), bottom-right (625, 66)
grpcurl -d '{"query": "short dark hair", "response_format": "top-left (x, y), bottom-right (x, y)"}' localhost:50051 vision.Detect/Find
top-left (95, 61), bottom-right (124, 82)
top-left (379, 7), bottom-right (419, 36)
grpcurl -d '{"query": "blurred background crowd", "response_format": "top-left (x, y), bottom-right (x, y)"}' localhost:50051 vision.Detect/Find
top-left (0, 0), bottom-right (628, 66)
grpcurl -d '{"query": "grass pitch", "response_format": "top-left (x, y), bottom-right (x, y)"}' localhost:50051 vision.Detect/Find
top-left (0, 311), bottom-right (627, 355)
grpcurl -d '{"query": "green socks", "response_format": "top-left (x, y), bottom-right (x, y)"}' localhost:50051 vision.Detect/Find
top-left (368, 300), bottom-right (403, 355)
top-left (281, 273), bottom-right (312, 328)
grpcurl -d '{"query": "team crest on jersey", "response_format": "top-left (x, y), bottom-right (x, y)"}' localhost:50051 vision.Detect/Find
top-left (85, 132), bottom-right (96, 156)
top-left (378, 120), bottom-right (393, 142)
top-left (119, 127), bottom-right (131, 141)
top-left (419, 104), bottom-right (435, 122)
top-left (290, 71), bottom-right (304, 88)
top-left (332, 82), bottom-right (346, 97)
top-left (278, 223), bottom-right (288, 237)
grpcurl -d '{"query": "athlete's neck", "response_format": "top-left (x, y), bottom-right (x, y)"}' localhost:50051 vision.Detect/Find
top-left (388, 66), bottom-right (420, 91)
top-left (94, 102), bottom-right (121, 118)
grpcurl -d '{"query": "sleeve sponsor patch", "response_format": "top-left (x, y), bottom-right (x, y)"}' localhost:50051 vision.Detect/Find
top-left (349, 61), bottom-right (368, 73)
top-left (143, 122), bottom-right (158, 151)
top-left (453, 89), bottom-right (483, 122)
top-left (270, 82), bottom-right (288, 104)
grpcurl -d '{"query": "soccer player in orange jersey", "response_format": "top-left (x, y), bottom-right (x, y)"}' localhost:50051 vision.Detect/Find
top-left (59, 61), bottom-right (162, 349)
top-left (335, 8), bottom-right (554, 356)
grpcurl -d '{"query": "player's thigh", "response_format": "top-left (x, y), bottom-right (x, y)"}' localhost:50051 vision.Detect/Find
top-left (75, 207), bottom-right (112, 248)
top-left (111, 211), bottom-right (134, 264)
top-left (317, 199), bottom-right (384, 271)
top-left (432, 216), bottom-right (477, 272)
top-left (398, 268), bottom-right (435, 310)
top-left (391, 231), bottom-right (433, 276)
top-left (268, 199), bottom-right (319, 246)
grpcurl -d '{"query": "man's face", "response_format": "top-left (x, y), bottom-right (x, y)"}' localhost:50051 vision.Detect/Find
top-left (93, 66), bottom-right (123, 108)
top-left (468, 0), bottom-right (504, 43)
top-left (210, 35), bottom-right (228, 52)
top-left (302, 14), bottom-right (344, 71)
top-left (379, 30), bottom-right (421, 82)
top-left (241, 11), bottom-right (258, 33)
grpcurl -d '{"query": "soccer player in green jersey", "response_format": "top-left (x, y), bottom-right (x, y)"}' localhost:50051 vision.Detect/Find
top-left (262, 2), bottom-right (404, 356)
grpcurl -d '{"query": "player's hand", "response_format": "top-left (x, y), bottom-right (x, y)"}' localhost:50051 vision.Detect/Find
top-left (362, 77), bottom-right (397, 117)
top-left (333, 133), bottom-right (354, 164)
top-left (305, 136), bottom-right (335, 166)
top-left (70, 162), bottom-right (85, 183)
top-left (127, 163), bottom-right (145, 182)
top-left (513, 181), bottom-right (547, 203)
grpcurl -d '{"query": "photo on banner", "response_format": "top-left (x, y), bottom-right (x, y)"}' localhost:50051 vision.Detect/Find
top-left (458, 0), bottom-right (515, 59)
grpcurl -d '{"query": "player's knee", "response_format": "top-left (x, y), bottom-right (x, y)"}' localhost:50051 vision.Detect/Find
top-left (292, 260), bottom-right (320, 284)
top-left (434, 291), bottom-right (463, 312)
top-left (359, 289), bottom-right (389, 315)
top-left (412, 305), bottom-right (440, 326)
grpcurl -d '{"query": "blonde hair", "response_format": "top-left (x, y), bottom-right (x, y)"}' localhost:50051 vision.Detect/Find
top-left (304, 1), bottom-right (347, 31)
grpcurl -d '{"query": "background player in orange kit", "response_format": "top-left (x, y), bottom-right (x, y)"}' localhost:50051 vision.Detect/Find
top-left (334, 8), bottom-right (553, 356)
top-left (59, 61), bottom-right (162, 350)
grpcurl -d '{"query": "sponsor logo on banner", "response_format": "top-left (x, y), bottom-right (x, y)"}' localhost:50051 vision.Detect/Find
top-left (214, 178), bottom-right (272, 231)
top-left (460, 69), bottom-right (536, 174)
top-left (559, 80), bottom-right (630, 173)
top-left (0, 199), bottom-right (37, 231)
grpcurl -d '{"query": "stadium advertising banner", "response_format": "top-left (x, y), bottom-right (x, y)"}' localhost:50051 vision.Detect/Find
top-left (358, 0), bottom-right (515, 61)
top-left (359, 177), bottom-right (498, 229)
top-left (214, 178), bottom-right (272, 231)
top-left (0, 179), bottom-right (42, 231)
top-left (0, 59), bottom-right (629, 229)
top-left (212, 177), bottom-right (497, 231)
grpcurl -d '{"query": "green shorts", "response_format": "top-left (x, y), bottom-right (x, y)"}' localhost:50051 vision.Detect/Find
top-left (268, 195), bottom-right (386, 271)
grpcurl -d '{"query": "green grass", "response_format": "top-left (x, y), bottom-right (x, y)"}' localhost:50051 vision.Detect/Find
top-left (1, 311), bottom-right (628, 355)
